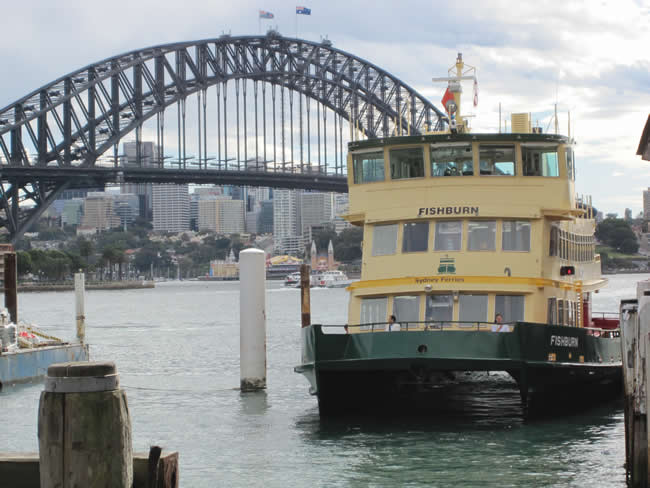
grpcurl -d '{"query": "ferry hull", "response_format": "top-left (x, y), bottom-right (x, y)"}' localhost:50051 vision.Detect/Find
top-left (295, 323), bottom-right (622, 415)
top-left (0, 344), bottom-right (89, 389)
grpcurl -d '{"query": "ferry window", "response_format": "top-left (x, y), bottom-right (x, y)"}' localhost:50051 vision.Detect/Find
top-left (549, 225), bottom-right (559, 256)
top-left (567, 300), bottom-right (574, 326)
top-left (360, 297), bottom-right (387, 329)
top-left (558, 299), bottom-right (566, 325)
top-left (459, 294), bottom-right (488, 323)
top-left (566, 148), bottom-right (575, 180)
top-left (467, 221), bottom-right (496, 251)
top-left (352, 151), bottom-right (385, 184)
top-left (425, 294), bottom-right (453, 324)
top-left (547, 298), bottom-right (557, 325)
top-left (502, 221), bottom-right (531, 252)
top-left (372, 224), bottom-right (398, 256)
top-left (430, 144), bottom-right (473, 176)
top-left (495, 295), bottom-right (524, 322)
top-left (393, 295), bottom-right (420, 329)
top-left (390, 147), bottom-right (425, 179)
top-left (434, 221), bottom-right (462, 251)
top-left (402, 222), bottom-right (429, 253)
top-left (479, 145), bottom-right (515, 176)
top-left (522, 146), bottom-right (559, 177)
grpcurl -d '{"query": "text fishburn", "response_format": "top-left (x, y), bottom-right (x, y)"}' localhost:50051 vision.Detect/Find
top-left (418, 206), bottom-right (479, 217)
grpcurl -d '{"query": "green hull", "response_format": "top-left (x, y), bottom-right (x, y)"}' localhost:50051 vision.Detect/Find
top-left (295, 323), bottom-right (622, 414)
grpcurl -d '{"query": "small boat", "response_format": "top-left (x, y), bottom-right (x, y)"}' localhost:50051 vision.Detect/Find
top-left (318, 270), bottom-right (353, 288)
top-left (284, 272), bottom-right (301, 286)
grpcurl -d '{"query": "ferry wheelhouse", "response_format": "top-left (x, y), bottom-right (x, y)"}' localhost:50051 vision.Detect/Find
top-left (295, 55), bottom-right (621, 415)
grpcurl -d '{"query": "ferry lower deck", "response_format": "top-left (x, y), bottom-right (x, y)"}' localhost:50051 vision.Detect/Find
top-left (296, 322), bottom-right (622, 415)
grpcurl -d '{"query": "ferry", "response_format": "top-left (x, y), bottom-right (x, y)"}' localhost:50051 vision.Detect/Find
top-left (295, 54), bottom-right (622, 415)
top-left (318, 270), bottom-right (353, 288)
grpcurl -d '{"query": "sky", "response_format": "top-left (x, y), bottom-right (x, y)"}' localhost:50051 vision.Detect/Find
top-left (1, 0), bottom-right (649, 216)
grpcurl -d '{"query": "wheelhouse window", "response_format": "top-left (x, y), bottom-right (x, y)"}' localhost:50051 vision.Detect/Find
top-left (390, 147), bottom-right (425, 179)
top-left (360, 297), bottom-right (387, 330)
top-left (522, 146), bottom-right (559, 177)
top-left (434, 220), bottom-right (462, 251)
top-left (566, 147), bottom-right (575, 180)
top-left (547, 298), bottom-right (557, 325)
top-left (372, 224), bottom-right (398, 256)
top-left (459, 294), bottom-right (488, 323)
top-left (467, 221), bottom-right (496, 251)
top-left (549, 225), bottom-right (559, 256)
top-left (402, 222), bottom-right (429, 253)
top-left (430, 144), bottom-right (473, 176)
top-left (495, 295), bottom-right (524, 322)
top-left (425, 294), bottom-right (453, 324)
top-left (393, 295), bottom-right (420, 329)
top-left (557, 299), bottom-right (566, 325)
top-left (479, 144), bottom-right (515, 176)
top-left (502, 221), bottom-right (531, 251)
top-left (352, 151), bottom-right (384, 184)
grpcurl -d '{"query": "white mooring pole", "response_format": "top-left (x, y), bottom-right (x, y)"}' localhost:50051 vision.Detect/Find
top-left (74, 271), bottom-right (86, 343)
top-left (239, 249), bottom-right (267, 391)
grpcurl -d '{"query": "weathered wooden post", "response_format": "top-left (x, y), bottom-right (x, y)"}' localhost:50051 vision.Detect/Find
top-left (74, 271), bottom-right (86, 343)
top-left (621, 298), bottom-right (641, 485)
top-left (300, 264), bottom-right (310, 328)
top-left (38, 361), bottom-right (132, 488)
top-left (641, 280), bottom-right (650, 488)
top-left (239, 248), bottom-right (267, 391)
top-left (4, 251), bottom-right (17, 324)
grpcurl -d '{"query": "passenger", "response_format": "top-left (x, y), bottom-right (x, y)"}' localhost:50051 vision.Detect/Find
top-left (492, 313), bottom-right (509, 332)
top-left (344, 325), bottom-right (349, 334)
top-left (385, 315), bottom-right (401, 332)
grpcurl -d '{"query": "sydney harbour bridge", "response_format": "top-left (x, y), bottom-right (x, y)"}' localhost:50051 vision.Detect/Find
top-left (0, 33), bottom-right (448, 243)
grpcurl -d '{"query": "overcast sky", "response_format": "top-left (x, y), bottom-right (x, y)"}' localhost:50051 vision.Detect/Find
top-left (2, 0), bottom-right (649, 215)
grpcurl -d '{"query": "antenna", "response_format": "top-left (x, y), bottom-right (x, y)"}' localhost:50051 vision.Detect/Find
top-left (554, 103), bottom-right (558, 134)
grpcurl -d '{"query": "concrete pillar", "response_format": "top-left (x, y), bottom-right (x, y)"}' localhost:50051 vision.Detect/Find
top-left (74, 272), bottom-right (85, 343)
top-left (38, 361), bottom-right (132, 488)
top-left (239, 249), bottom-right (266, 391)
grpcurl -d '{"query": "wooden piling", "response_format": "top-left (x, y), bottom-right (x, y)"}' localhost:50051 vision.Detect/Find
top-left (38, 361), bottom-right (133, 488)
top-left (4, 252), bottom-right (17, 324)
top-left (300, 264), bottom-right (310, 328)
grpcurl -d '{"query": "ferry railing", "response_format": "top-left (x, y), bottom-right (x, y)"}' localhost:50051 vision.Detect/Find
top-left (320, 321), bottom-right (516, 334)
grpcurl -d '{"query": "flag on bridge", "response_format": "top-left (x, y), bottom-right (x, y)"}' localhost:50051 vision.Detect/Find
top-left (296, 6), bottom-right (311, 15)
top-left (259, 10), bottom-right (274, 19)
top-left (441, 87), bottom-right (454, 112)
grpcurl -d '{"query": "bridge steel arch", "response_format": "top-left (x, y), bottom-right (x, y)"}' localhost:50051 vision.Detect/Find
top-left (0, 34), bottom-right (447, 242)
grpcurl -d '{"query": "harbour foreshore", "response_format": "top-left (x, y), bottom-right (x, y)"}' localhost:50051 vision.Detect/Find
top-left (17, 280), bottom-right (154, 292)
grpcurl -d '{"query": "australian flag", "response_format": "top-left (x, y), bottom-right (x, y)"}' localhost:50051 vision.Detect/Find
top-left (296, 6), bottom-right (311, 15)
top-left (259, 10), bottom-right (274, 19)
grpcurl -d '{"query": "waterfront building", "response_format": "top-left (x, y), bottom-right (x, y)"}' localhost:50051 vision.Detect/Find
top-left (152, 184), bottom-right (190, 233)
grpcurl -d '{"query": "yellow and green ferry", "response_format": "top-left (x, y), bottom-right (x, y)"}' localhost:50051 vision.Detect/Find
top-left (295, 55), bottom-right (622, 415)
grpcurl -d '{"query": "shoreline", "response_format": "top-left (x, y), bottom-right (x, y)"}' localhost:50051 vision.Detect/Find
top-left (17, 280), bottom-right (155, 292)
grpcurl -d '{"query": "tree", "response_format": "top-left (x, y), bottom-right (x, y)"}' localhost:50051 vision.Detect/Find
top-left (17, 251), bottom-right (32, 277)
top-left (621, 238), bottom-right (640, 255)
top-left (334, 227), bottom-right (363, 262)
top-left (78, 237), bottom-right (94, 266)
top-left (596, 218), bottom-right (638, 254)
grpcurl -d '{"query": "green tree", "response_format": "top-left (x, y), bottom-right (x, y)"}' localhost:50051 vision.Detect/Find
top-left (17, 251), bottom-right (32, 276)
top-left (78, 237), bottom-right (94, 266)
top-left (596, 218), bottom-right (638, 254)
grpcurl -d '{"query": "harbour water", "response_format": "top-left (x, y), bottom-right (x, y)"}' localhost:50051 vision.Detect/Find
top-left (1, 273), bottom-right (645, 487)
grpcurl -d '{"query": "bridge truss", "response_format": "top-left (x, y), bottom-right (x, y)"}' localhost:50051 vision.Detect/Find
top-left (0, 33), bottom-right (447, 242)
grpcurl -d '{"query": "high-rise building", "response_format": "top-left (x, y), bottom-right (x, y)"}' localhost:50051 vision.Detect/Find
top-left (121, 141), bottom-right (159, 220)
top-left (644, 188), bottom-right (650, 220)
top-left (333, 193), bottom-right (352, 234)
top-left (114, 194), bottom-right (140, 228)
top-left (625, 208), bottom-right (633, 221)
top-left (301, 191), bottom-right (334, 241)
top-left (152, 184), bottom-right (190, 233)
top-left (81, 192), bottom-right (121, 231)
top-left (273, 190), bottom-right (303, 255)
top-left (198, 197), bottom-right (245, 234)
top-left (61, 199), bottom-right (84, 226)
top-left (257, 201), bottom-right (274, 234)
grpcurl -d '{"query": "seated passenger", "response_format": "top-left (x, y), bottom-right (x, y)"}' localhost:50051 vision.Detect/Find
top-left (385, 314), bottom-right (401, 332)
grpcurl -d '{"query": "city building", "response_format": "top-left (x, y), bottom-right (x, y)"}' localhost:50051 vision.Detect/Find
top-left (273, 190), bottom-right (303, 255)
top-left (113, 193), bottom-right (140, 228)
top-left (625, 208), bottom-right (633, 221)
top-left (644, 188), bottom-right (650, 220)
top-left (198, 197), bottom-right (245, 234)
top-left (121, 141), bottom-right (160, 220)
top-left (61, 199), bottom-right (84, 226)
top-left (81, 192), bottom-right (121, 231)
top-left (257, 201), bottom-right (274, 234)
top-left (152, 184), bottom-right (190, 233)
top-left (333, 193), bottom-right (352, 234)
top-left (301, 191), bottom-right (334, 242)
